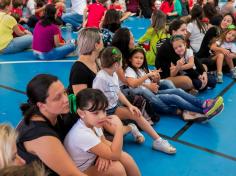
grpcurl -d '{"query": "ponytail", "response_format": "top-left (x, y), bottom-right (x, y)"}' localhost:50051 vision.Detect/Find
top-left (20, 101), bottom-right (40, 125)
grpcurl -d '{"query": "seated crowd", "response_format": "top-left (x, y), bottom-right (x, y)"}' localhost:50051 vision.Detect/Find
top-left (0, 0), bottom-right (235, 175)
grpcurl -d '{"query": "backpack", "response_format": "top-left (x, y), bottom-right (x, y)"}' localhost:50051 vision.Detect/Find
top-left (126, 92), bottom-right (160, 124)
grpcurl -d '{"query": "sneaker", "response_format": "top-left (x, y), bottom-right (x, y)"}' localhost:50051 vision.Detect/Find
top-left (188, 89), bottom-right (199, 96)
top-left (207, 103), bottom-right (224, 120)
top-left (182, 110), bottom-right (207, 122)
top-left (203, 96), bottom-right (224, 117)
top-left (128, 123), bottom-right (145, 144)
top-left (231, 68), bottom-right (236, 79)
top-left (153, 138), bottom-right (176, 154)
top-left (217, 72), bottom-right (223, 83)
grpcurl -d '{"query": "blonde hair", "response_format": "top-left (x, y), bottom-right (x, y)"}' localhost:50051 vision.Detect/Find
top-left (77, 28), bottom-right (101, 55)
top-left (0, 124), bottom-right (17, 169)
top-left (0, 162), bottom-right (47, 176)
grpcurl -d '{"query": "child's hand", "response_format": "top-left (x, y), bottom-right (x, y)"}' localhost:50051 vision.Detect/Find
top-left (109, 115), bottom-right (123, 129)
top-left (227, 53), bottom-right (236, 59)
top-left (170, 65), bottom-right (176, 71)
top-left (176, 59), bottom-right (184, 68)
top-left (24, 30), bottom-right (32, 35)
top-left (97, 117), bottom-right (112, 126)
top-left (149, 83), bottom-right (159, 93)
top-left (95, 157), bottom-right (112, 172)
top-left (198, 72), bottom-right (208, 90)
top-left (147, 71), bottom-right (157, 77)
top-left (221, 48), bottom-right (231, 56)
top-left (128, 105), bottom-right (142, 117)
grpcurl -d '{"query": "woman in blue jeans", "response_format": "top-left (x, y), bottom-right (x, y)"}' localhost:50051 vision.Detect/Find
top-left (32, 4), bottom-right (76, 60)
top-left (125, 48), bottom-right (224, 120)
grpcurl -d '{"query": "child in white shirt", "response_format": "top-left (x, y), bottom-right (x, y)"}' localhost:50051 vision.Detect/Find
top-left (93, 46), bottom-right (177, 154)
top-left (210, 24), bottom-right (236, 83)
top-left (64, 88), bottom-right (141, 175)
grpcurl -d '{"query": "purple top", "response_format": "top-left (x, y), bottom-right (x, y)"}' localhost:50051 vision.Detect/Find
top-left (33, 21), bottom-right (60, 52)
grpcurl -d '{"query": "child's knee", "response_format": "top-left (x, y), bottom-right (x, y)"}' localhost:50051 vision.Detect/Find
top-left (216, 53), bottom-right (224, 60)
top-left (108, 161), bottom-right (126, 176)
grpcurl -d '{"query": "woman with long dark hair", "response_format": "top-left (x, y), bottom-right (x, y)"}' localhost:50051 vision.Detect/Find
top-left (187, 5), bottom-right (209, 53)
top-left (33, 4), bottom-right (76, 60)
top-left (100, 9), bottom-right (121, 47)
top-left (17, 74), bottom-right (87, 176)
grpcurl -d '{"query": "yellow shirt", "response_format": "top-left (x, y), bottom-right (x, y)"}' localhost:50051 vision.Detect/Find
top-left (0, 12), bottom-right (17, 51)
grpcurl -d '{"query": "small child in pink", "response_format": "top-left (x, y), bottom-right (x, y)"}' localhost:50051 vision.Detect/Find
top-left (83, 0), bottom-right (107, 28)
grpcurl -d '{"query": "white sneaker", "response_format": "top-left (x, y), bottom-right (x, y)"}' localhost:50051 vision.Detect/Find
top-left (153, 138), bottom-right (176, 154)
top-left (128, 123), bottom-right (145, 144)
top-left (231, 68), bottom-right (236, 79)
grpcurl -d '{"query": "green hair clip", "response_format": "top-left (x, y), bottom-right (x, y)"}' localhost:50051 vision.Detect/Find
top-left (112, 48), bottom-right (118, 55)
top-left (227, 24), bottom-right (236, 30)
top-left (68, 94), bottom-right (77, 113)
top-left (112, 48), bottom-right (122, 62)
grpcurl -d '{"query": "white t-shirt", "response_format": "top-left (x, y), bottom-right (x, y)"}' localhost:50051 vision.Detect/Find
top-left (187, 21), bottom-right (206, 53)
top-left (180, 48), bottom-right (196, 74)
top-left (216, 41), bottom-right (236, 53)
top-left (183, 48), bottom-right (194, 64)
top-left (26, 0), bottom-right (36, 16)
top-left (125, 67), bottom-right (151, 90)
top-left (64, 119), bottom-right (103, 171)
top-left (71, 0), bottom-right (87, 15)
top-left (93, 70), bottom-right (120, 110)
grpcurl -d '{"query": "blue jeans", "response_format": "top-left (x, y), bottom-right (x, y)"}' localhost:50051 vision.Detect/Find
top-left (61, 12), bottom-right (83, 29)
top-left (131, 86), bottom-right (205, 114)
top-left (158, 79), bottom-right (176, 90)
top-left (33, 43), bottom-right (76, 60)
top-left (2, 35), bottom-right (32, 54)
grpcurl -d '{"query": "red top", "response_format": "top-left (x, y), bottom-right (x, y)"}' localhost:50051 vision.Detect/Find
top-left (160, 1), bottom-right (174, 14)
top-left (188, 0), bottom-right (193, 9)
top-left (86, 2), bottom-right (106, 28)
top-left (13, 24), bottom-right (25, 37)
top-left (11, 8), bottom-right (23, 17)
top-left (109, 4), bottom-right (122, 11)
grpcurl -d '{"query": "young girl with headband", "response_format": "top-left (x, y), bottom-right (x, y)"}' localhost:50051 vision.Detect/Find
top-left (171, 35), bottom-right (217, 91)
top-left (210, 24), bottom-right (236, 83)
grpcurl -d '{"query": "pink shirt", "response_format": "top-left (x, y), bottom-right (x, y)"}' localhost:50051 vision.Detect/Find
top-left (86, 2), bottom-right (106, 28)
top-left (33, 21), bottom-right (60, 52)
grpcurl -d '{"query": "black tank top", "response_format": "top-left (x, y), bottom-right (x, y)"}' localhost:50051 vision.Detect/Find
top-left (16, 114), bottom-right (77, 175)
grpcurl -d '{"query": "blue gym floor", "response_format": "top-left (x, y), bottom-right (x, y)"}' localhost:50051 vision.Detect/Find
top-left (1, 17), bottom-right (236, 176)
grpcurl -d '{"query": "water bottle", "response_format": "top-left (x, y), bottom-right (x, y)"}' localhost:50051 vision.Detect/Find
top-left (66, 23), bottom-right (73, 43)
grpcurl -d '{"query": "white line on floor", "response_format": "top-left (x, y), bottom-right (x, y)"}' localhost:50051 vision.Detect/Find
top-left (0, 60), bottom-right (76, 64)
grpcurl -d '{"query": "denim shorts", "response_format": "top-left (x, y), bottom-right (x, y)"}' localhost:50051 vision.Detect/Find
top-left (106, 105), bottom-right (119, 116)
